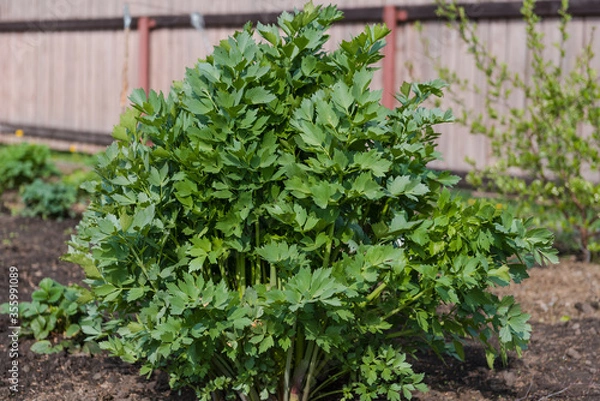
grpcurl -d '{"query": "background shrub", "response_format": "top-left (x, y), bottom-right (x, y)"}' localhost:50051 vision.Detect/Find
top-left (20, 179), bottom-right (77, 219)
top-left (434, 0), bottom-right (600, 261)
top-left (66, 3), bottom-right (556, 401)
top-left (0, 143), bottom-right (58, 193)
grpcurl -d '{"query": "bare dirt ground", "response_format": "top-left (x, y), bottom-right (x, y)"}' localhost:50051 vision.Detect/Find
top-left (0, 214), bottom-right (599, 401)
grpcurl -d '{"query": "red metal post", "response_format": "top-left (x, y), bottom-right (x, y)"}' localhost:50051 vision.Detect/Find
top-left (382, 5), bottom-right (397, 109)
top-left (138, 16), bottom-right (156, 95)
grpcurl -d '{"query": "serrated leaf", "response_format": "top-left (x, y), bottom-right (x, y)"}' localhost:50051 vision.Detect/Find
top-left (351, 173), bottom-right (384, 199)
top-left (258, 336), bottom-right (275, 353)
top-left (95, 284), bottom-right (117, 297)
top-left (245, 86), bottom-right (276, 104)
top-left (387, 175), bottom-right (429, 200)
top-left (352, 150), bottom-right (392, 177)
top-left (311, 181), bottom-right (340, 209)
top-left (129, 88), bottom-right (147, 108)
top-left (131, 204), bottom-right (155, 230)
top-left (127, 287), bottom-right (146, 302)
top-left (183, 97), bottom-right (213, 114)
top-left (257, 22), bottom-right (280, 45)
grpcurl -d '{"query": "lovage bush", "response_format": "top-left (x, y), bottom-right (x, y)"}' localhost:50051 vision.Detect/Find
top-left (66, 3), bottom-right (556, 400)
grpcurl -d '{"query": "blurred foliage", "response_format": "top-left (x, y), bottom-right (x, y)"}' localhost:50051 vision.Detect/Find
top-left (433, 0), bottom-right (600, 261)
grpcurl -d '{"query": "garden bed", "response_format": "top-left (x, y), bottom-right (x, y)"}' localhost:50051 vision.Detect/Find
top-left (0, 213), bottom-right (599, 400)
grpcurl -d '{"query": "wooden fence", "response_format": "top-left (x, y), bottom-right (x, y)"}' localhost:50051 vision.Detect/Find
top-left (0, 0), bottom-right (599, 175)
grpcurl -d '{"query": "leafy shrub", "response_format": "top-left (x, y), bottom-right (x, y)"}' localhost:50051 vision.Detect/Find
top-left (20, 179), bottom-right (77, 218)
top-left (66, 3), bottom-right (556, 400)
top-left (0, 143), bottom-right (58, 193)
top-left (0, 278), bottom-right (98, 354)
top-left (435, 0), bottom-right (600, 261)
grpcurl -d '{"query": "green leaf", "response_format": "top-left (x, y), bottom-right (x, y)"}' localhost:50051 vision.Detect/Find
top-left (129, 88), bottom-right (147, 108)
top-left (245, 87), bottom-right (276, 104)
top-left (127, 287), bottom-right (146, 302)
top-left (352, 150), bottom-right (392, 177)
top-left (131, 204), bottom-right (155, 229)
top-left (30, 340), bottom-right (63, 354)
top-left (183, 97), bottom-right (213, 114)
top-left (488, 264), bottom-right (511, 286)
top-left (311, 181), bottom-right (340, 209)
top-left (257, 22), bottom-right (280, 45)
top-left (112, 126), bottom-right (129, 141)
top-left (331, 81), bottom-right (354, 111)
top-left (351, 173), bottom-right (384, 199)
top-left (387, 176), bottom-right (429, 200)
top-left (258, 336), bottom-right (275, 353)
top-left (65, 324), bottom-right (81, 338)
top-left (94, 284), bottom-right (118, 297)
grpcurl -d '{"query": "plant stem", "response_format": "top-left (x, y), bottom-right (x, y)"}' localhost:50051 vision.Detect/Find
top-left (309, 368), bottom-right (348, 400)
top-left (311, 389), bottom-right (345, 401)
top-left (130, 243), bottom-right (157, 291)
top-left (366, 282), bottom-right (387, 303)
top-left (236, 252), bottom-right (246, 298)
top-left (283, 320), bottom-right (297, 401)
top-left (383, 290), bottom-right (427, 320)
top-left (290, 337), bottom-right (311, 401)
top-left (322, 223), bottom-right (336, 269)
top-left (255, 220), bottom-right (262, 285)
top-left (385, 328), bottom-right (418, 339)
top-left (270, 264), bottom-right (277, 289)
top-left (301, 344), bottom-right (320, 401)
top-left (212, 354), bottom-right (235, 378)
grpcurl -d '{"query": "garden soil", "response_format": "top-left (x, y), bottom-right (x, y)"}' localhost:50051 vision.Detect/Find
top-left (0, 214), bottom-right (599, 401)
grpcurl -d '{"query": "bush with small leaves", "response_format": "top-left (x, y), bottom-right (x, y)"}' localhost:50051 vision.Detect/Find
top-left (66, 3), bottom-right (556, 400)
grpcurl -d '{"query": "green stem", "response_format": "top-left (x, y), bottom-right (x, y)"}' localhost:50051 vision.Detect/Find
top-left (283, 320), bottom-right (297, 401)
top-left (385, 328), bottom-right (419, 340)
top-left (130, 244), bottom-right (157, 291)
top-left (322, 223), bottom-right (336, 269)
top-left (367, 282), bottom-right (387, 303)
top-left (212, 354), bottom-right (235, 378)
top-left (301, 344), bottom-right (320, 401)
top-left (236, 253), bottom-right (246, 298)
top-left (255, 220), bottom-right (262, 285)
top-left (358, 281), bottom-right (388, 308)
top-left (382, 290), bottom-right (427, 320)
top-left (290, 338), bottom-right (311, 401)
top-left (270, 264), bottom-right (277, 289)
top-left (311, 389), bottom-right (345, 401)
top-left (308, 364), bottom-right (345, 399)
top-left (248, 388), bottom-right (260, 401)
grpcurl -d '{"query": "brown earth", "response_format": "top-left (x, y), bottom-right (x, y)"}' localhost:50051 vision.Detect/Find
top-left (0, 213), bottom-right (599, 401)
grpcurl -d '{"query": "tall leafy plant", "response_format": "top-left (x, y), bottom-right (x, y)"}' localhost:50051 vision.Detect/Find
top-left (66, 3), bottom-right (556, 400)
top-left (434, 0), bottom-right (600, 261)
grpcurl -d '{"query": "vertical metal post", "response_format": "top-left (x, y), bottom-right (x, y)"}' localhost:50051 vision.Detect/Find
top-left (138, 16), bottom-right (155, 95)
top-left (382, 5), bottom-right (397, 109)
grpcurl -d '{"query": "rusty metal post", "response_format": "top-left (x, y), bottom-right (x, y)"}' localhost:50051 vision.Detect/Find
top-left (382, 5), bottom-right (397, 109)
top-left (138, 16), bottom-right (156, 95)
